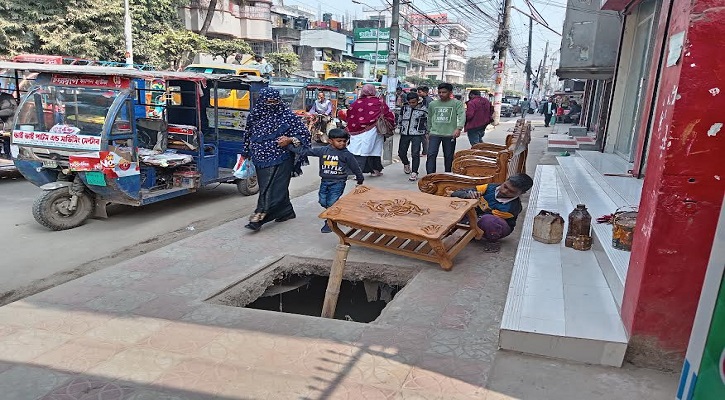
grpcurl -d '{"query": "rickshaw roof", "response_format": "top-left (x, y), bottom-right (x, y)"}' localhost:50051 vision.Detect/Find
top-left (306, 84), bottom-right (339, 91)
top-left (0, 61), bottom-right (267, 84)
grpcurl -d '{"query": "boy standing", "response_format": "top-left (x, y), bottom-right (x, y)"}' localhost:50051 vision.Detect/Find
top-left (278, 129), bottom-right (364, 233)
top-left (426, 83), bottom-right (465, 174)
top-left (397, 92), bottom-right (428, 181)
top-left (416, 86), bottom-right (433, 156)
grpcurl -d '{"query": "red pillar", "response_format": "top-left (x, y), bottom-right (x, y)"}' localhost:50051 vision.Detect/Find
top-left (621, 0), bottom-right (725, 369)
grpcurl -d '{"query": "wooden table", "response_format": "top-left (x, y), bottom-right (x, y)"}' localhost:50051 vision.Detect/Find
top-left (319, 185), bottom-right (483, 270)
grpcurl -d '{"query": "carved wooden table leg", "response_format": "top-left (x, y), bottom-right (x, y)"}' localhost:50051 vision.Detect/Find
top-left (328, 220), bottom-right (349, 245)
top-left (466, 208), bottom-right (484, 240)
top-left (430, 239), bottom-right (454, 271)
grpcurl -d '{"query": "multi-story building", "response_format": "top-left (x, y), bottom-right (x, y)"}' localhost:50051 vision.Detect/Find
top-left (408, 13), bottom-right (469, 84)
top-left (351, 22), bottom-right (412, 79)
top-left (270, 0), bottom-right (315, 53)
top-left (357, 5), bottom-right (433, 80)
top-left (180, 0), bottom-right (274, 56)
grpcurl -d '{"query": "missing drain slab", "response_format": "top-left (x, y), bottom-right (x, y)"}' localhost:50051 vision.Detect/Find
top-left (206, 256), bottom-right (419, 323)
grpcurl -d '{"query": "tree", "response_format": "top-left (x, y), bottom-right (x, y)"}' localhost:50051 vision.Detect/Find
top-left (326, 60), bottom-right (357, 75)
top-left (0, 0), bottom-right (189, 65)
top-left (264, 52), bottom-right (300, 77)
top-left (131, 0), bottom-right (189, 64)
top-left (0, 0), bottom-right (125, 59)
top-left (149, 29), bottom-right (207, 70)
top-left (465, 56), bottom-right (494, 83)
top-left (198, 0), bottom-right (219, 36)
top-left (206, 38), bottom-right (252, 62)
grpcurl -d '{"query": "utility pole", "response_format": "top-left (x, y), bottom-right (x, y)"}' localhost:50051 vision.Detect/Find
top-left (492, 0), bottom-right (513, 125)
top-left (525, 16), bottom-right (533, 99)
top-left (382, 0), bottom-right (401, 166)
top-left (387, 0), bottom-right (400, 84)
top-left (539, 40), bottom-right (549, 96)
top-left (546, 56), bottom-right (556, 94)
top-left (374, 15), bottom-right (381, 80)
top-left (123, 0), bottom-right (134, 67)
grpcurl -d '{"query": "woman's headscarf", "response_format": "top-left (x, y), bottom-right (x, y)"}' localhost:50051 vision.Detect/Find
top-left (346, 84), bottom-right (394, 135)
top-left (246, 87), bottom-right (311, 175)
top-left (360, 84), bottom-right (377, 98)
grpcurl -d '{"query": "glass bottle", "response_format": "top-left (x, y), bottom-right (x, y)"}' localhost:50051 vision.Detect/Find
top-left (565, 204), bottom-right (592, 248)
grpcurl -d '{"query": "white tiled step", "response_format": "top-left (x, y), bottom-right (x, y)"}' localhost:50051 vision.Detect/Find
top-left (500, 165), bottom-right (628, 367)
top-left (556, 154), bottom-right (640, 309)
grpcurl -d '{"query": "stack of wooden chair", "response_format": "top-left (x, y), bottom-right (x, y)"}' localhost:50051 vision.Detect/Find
top-left (418, 119), bottom-right (532, 196)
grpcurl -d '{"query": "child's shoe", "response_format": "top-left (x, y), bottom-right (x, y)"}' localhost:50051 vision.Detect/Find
top-left (321, 221), bottom-right (332, 233)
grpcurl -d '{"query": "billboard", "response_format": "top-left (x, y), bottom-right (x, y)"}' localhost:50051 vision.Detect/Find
top-left (354, 28), bottom-right (390, 42)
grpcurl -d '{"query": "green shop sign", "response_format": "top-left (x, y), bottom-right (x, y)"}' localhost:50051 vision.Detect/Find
top-left (354, 51), bottom-right (388, 63)
top-left (354, 28), bottom-right (390, 42)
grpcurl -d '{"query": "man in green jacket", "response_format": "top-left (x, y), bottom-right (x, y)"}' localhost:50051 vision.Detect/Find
top-left (426, 83), bottom-right (465, 174)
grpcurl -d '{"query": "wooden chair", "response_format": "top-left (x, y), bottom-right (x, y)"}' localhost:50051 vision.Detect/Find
top-left (419, 120), bottom-right (532, 196)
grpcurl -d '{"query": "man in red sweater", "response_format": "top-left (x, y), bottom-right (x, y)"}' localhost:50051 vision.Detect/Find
top-left (464, 90), bottom-right (493, 146)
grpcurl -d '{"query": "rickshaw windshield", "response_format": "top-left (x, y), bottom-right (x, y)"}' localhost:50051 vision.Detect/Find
top-left (16, 85), bottom-right (120, 136)
top-left (289, 88), bottom-right (306, 111)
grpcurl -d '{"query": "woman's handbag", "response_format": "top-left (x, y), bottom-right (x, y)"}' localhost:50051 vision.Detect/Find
top-left (376, 104), bottom-right (395, 139)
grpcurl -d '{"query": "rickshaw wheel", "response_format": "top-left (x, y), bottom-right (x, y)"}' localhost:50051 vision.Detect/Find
top-left (236, 176), bottom-right (259, 196)
top-left (32, 187), bottom-right (95, 231)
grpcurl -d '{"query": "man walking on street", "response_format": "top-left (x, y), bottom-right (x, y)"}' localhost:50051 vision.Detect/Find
top-left (519, 97), bottom-right (531, 118)
top-left (397, 92), bottom-right (428, 181)
top-left (465, 90), bottom-right (493, 145)
top-left (417, 86), bottom-right (434, 156)
top-left (426, 83), bottom-right (465, 174)
top-left (541, 96), bottom-right (555, 127)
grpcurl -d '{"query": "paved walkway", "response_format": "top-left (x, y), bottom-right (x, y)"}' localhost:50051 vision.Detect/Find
top-left (0, 117), bottom-right (678, 399)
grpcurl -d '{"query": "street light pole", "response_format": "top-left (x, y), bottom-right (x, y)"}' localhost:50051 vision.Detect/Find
top-left (123, 0), bottom-right (134, 67)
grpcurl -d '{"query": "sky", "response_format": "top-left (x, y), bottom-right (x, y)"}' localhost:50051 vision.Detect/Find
top-left (284, 0), bottom-right (568, 80)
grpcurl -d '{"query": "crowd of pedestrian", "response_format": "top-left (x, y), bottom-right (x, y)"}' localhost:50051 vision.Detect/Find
top-left (241, 82), bottom-right (533, 251)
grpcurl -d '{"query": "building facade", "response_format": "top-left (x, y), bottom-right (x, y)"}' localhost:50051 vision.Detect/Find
top-left (553, 0), bottom-right (725, 368)
top-left (270, 0), bottom-right (315, 53)
top-left (180, 0), bottom-right (274, 55)
top-left (352, 26), bottom-right (412, 79)
top-left (408, 14), bottom-right (468, 84)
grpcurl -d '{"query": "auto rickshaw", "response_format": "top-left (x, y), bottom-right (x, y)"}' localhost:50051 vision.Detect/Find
top-left (293, 83), bottom-right (343, 144)
top-left (4, 61), bottom-right (267, 230)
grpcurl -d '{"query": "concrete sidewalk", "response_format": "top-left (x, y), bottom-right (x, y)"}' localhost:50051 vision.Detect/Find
top-left (0, 117), bottom-right (677, 400)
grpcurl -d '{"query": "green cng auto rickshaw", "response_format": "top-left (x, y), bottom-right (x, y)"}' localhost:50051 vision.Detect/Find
top-left (4, 62), bottom-right (267, 230)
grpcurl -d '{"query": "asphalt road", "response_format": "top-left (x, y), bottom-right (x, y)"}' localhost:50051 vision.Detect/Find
top-left (0, 161), bottom-right (321, 304)
top-left (0, 116), bottom-right (523, 304)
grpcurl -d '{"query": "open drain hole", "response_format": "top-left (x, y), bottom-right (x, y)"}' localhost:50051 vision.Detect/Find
top-left (246, 274), bottom-right (401, 323)
top-left (206, 256), bottom-right (418, 324)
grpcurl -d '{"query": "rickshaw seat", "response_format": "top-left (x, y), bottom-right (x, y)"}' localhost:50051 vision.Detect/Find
top-left (136, 118), bottom-right (168, 151)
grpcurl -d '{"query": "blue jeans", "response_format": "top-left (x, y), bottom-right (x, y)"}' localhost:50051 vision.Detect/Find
top-left (466, 126), bottom-right (486, 146)
top-left (319, 179), bottom-right (346, 208)
top-left (426, 135), bottom-right (457, 174)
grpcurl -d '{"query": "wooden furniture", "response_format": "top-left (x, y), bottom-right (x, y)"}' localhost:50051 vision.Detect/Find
top-left (419, 120), bottom-right (531, 196)
top-left (319, 185), bottom-right (482, 270)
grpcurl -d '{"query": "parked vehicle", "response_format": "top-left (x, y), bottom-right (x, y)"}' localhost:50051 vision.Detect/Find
top-left (500, 102), bottom-right (514, 117)
top-left (291, 83), bottom-right (344, 144)
top-left (4, 62), bottom-right (267, 230)
top-left (323, 77), bottom-right (365, 103)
